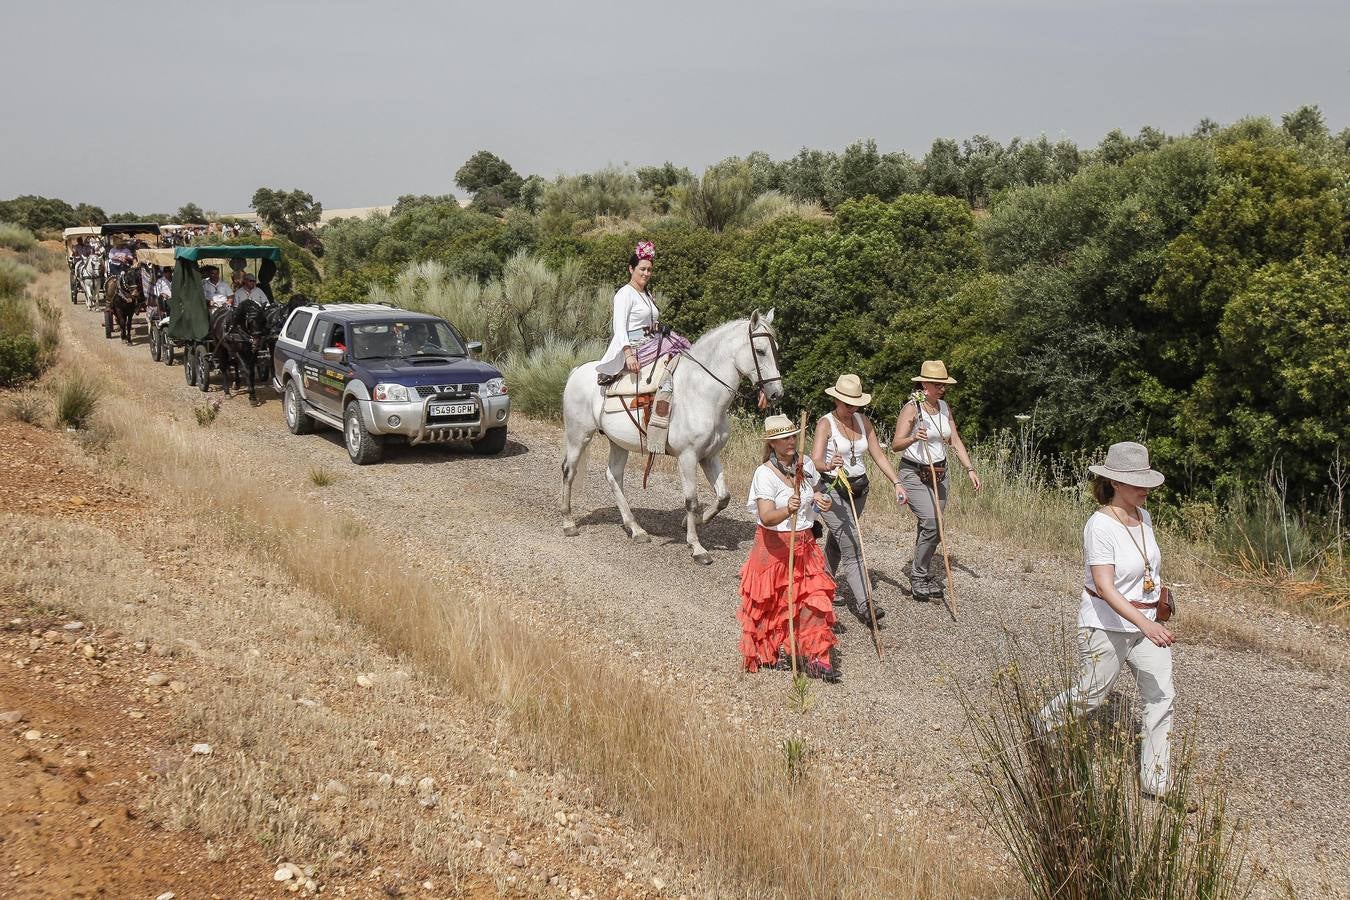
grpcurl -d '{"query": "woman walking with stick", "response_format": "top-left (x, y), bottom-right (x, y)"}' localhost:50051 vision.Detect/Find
top-left (738, 415), bottom-right (840, 682)
top-left (891, 360), bottom-right (981, 602)
top-left (811, 374), bottom-right (907, 627)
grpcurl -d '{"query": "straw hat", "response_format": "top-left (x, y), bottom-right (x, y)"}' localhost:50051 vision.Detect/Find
top-left (762, 414), bottom-right (799, 440)
top-left (1088, 442), bottom-right (1165, 489)
top-left (824, 373), bottom-right (871, 407)
top-left (911, 360), bottom-right (957, 384)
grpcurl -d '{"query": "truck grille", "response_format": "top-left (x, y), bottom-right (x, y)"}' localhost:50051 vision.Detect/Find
top-left (416, 383), bottom-right (478, 397)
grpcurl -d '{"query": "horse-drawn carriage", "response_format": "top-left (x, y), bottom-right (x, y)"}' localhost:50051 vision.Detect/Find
top-left (98, 223), bottom-right (161, 340)
top-left (63, 226), bottom-right (103, 306)
top-left (136, 247), bottom-right (176, 362)
top-left (167, 244), bottom-right (285, 401)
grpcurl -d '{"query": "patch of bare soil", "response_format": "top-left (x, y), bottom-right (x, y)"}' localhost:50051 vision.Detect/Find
top-left (0, 416), bottom-right (696, 898)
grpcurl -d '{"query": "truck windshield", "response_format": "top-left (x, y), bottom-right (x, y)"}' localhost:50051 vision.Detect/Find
top-left (352, 320), bottom-right (466, 360)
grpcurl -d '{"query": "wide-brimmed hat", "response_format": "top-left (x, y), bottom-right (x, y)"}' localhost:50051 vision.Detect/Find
top-left (911, 360), bottom-right (957, 384)
top-left (763, 414), bottom-right (799, 441)
top-left (824, 373), bottom-right (871, 407)
top-left (1088, 441), bottom-right (1165, 489)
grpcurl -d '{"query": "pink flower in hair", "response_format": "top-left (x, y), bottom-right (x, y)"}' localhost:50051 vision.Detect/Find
top-left (634, 240), bottom-right (656, 262)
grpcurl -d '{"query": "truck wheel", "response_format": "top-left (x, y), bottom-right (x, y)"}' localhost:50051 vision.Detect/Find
top-left (471, 426), bottom-right (509, 455)
top-left (284, 380), bottom-right (314, 435)
top-left (344, 402), bottom-right (383, 465)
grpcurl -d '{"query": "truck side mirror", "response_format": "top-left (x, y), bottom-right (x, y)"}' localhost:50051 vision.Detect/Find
top-left (321, 347), bottom-right (345, 364)
top-left (466, 341), bottom-right (483, 359)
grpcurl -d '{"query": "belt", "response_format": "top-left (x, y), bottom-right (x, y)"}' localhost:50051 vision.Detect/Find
top-left (900, 458), bottom-right (946, 470)
top-left (1086, 586), bottom-right (1158, 610)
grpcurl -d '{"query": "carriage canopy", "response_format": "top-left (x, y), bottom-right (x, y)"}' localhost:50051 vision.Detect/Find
top-left (100, 223), bottom-right (162, 236)
top-left (167, 245), bottom-right (281, 343)
top-left (135, 248), bottom-right (177, 267)
top-left (62, 226), bottom-right (101, 242)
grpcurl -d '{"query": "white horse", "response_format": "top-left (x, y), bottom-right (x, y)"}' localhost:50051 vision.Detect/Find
top-left (560, 310), bottom-right (784, 564)
top-left (77, 252), bottom-right (105, 309)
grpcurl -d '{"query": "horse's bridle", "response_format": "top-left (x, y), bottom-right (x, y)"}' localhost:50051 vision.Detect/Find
top-left (680, 319), bottom-right (782, 399)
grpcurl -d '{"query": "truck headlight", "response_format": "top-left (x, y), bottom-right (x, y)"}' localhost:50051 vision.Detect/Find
top-left (373, 383), bottom-right (408, 402)
top-left (483, 377), bottom-right (507, 396)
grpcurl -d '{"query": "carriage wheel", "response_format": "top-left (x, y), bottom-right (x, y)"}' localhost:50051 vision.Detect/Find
top-left (197, 346), bottom-right (211, 393)
top-left (184, 344), bottom-right (197, 386)
top-left (165, 340), bottom-right (176, 367)
top-left (103, 307), bottom-right (113, 339)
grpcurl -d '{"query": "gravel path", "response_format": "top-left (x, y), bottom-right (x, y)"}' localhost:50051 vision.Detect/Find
top-left (76, 311), bottom-right (1349, 896)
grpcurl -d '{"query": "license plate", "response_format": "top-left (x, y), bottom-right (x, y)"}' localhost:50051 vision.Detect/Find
top-left (429, 402), bottom-right (475, 417)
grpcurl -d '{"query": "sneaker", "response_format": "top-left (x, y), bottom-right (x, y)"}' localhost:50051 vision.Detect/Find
top-left (831, 621), bottom-right (845, 635)
top-left (804, 659), bottom-right (841, 683)
top-left (772, 649), bottom-right (792, 671)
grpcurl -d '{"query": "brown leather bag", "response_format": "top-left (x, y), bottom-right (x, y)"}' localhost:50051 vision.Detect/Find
top-left (1156, 585), bottom-right (1174, 623)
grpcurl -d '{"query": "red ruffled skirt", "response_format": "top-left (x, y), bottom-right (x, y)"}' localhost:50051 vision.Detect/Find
top-left (738, 527), bottom-right (837, 671)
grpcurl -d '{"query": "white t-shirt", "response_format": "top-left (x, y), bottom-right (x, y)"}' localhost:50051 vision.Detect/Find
top-left (901, 399), bottom-right (951, 465)
top-left (1079, 507), bottom-right (1162, 633)
top-left (203, 278), bottom-right (230, 309)
top-left (233, 286), bottom-right (269, 307)
top-left (747, 457), bottom-right (820, 532)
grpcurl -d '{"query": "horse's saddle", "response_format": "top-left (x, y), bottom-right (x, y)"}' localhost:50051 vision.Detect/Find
top-left (604, 355), bottom-right (675, 399)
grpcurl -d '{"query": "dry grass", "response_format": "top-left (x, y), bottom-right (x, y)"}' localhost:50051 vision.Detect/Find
top-left (308, 465), bottom-right (335, 487)
top-left (62, 303), bottom-right (995, 898)
top-left (4, 389), bottom-right (46, 424)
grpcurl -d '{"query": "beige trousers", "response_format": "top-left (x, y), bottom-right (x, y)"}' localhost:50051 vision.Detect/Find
top-left (1038, 626), bottom-right (1175, 795)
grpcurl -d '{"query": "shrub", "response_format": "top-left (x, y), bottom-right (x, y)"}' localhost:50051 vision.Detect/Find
top-left (539, 166), bottom-right (652, 232)
top-left (378, 253), bottom-right (609, 361)
top-left (54, 370), bottom-right (102, 429)
top-left (960, 639), bottom-right (1251, 900)
top-left (671, 159), bottom-right (759, 232)
top-left (4, 390), bottom-right (46, 424)
top-left (501, 335), bottom-right (605, 420)
top-left (0, 258), bottom-right (39, 296)
top-left (0, 334), bottom-right (41, 387)
top-left (0, 222), bottom-right (37, 251)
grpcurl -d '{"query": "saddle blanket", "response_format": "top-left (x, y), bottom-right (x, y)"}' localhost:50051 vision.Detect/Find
top-left (604, 354), bottom-right (674, 398)
top-left (603, 393), bottom-right (654, 417)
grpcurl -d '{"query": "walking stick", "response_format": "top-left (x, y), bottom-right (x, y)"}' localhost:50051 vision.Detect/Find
top-left (911, 394), bottom-right (959, 620)
top-left (783, 410), bottom-right (808, 678)
top-left (837, 472), bottom-right (883, 661)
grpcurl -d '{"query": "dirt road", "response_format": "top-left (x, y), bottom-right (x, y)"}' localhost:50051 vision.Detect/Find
top-left (22, 297), bottom-right (1350, 895)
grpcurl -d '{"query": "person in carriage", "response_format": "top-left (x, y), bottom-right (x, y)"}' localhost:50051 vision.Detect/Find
top-left (151, 266), bottom-right (172, 315)
top-left (202, 265), bottom-right (231, 310)
top-left (232, 271), bottom-right (269, 309)
top-left (594, 241), bottom-right (691, 386)
top-left (106, 239), bottom-right (134, 278)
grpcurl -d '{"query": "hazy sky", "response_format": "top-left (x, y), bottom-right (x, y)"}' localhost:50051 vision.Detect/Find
top-left (4, 0), bottom-right (1346, 214)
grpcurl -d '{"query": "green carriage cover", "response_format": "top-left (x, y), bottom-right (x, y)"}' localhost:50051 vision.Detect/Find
top-left (167, 246), bottom-right (282, 342)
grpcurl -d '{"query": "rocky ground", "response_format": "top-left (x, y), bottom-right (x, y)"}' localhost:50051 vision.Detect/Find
top-left (2, 280), bottom-right (1347, 897)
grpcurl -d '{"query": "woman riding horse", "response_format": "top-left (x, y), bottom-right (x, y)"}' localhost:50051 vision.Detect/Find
top-left (595, 241), bottom-right (690, 385)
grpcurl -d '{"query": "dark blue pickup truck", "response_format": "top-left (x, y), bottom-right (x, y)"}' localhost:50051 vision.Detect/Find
top-left (271, 303), bottom-right (510, 464)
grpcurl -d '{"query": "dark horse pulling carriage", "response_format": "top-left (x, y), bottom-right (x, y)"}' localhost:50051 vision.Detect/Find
top-left (166, 245), bottom-right (289, 403)
top-left (99, 223), bottom-right (161, 342)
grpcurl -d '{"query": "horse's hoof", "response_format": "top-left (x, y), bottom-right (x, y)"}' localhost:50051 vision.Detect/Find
top-left (562, 525), bottom-right (579, 537)
top-left (693, 552), bottom-right (713, 566)
top-left (630, 529), bottom-right (651, 543)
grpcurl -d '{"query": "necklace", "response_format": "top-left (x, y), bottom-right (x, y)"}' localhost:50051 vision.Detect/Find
top-left (1108, 505), bottom-right (1156, 593)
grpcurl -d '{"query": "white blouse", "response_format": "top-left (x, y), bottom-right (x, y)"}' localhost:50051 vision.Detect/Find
top-left (747, 457), bottom-right (820, 532)
top-left (600, 285), bottom-right (659, 370)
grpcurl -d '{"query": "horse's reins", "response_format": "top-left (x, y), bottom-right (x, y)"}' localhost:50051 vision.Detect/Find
top-left (677, 320), bottom-right (783, 399)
